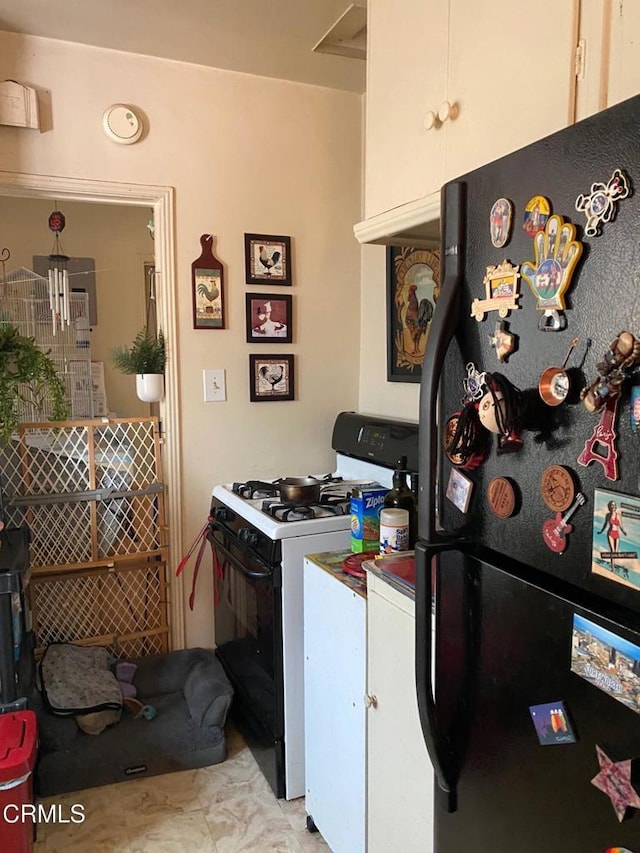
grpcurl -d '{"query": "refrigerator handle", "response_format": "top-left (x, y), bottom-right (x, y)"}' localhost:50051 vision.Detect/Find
top-left (415, 539), bottom-right (458, 812)
top-left (418, 180), bottom-right (465, 542)
top-left (415, 181), bottom-right (465, 811)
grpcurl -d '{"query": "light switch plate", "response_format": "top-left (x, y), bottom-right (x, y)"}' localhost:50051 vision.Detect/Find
top-left (203, 369), bottom-right (226, 402)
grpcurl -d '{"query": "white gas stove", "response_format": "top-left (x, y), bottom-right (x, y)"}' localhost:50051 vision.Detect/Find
top-left (209, 412), bottom-right (419, 800)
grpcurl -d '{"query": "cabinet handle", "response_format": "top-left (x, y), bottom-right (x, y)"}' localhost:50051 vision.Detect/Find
top-left (423, 111), bottom-right (440, 132)
top-left (438, 100), bottom-right (459, 123)
top-left (365, 694), bottom-right (378, 709)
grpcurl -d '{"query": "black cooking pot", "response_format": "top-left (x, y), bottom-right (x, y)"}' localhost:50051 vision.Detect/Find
top-left (277, 477), bottom-right (323, 506)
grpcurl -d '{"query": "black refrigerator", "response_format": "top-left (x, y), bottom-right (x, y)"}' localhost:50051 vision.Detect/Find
top-left (416, 94), bottom-right (640, 853)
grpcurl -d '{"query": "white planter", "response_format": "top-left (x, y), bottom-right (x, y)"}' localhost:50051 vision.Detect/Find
top-left (136, 373), bottom-right (164, 403)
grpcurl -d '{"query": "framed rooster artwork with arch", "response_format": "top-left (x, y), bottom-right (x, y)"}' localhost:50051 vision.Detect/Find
top-left (387, 245), bottom-right (440, 382)
top-left (244, 233), bottom-right (292, 286)
top-left (192, 233), bottom-right (225, 329)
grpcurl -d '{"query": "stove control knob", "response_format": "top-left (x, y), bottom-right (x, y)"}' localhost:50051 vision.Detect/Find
top-left (238, 528), bottom-right (258, 548)
top-left (214, 506), bottom-right (234, 522)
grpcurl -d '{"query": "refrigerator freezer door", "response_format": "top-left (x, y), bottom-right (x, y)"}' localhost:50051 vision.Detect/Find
top-left (434, 550), bottom-right (640, 852)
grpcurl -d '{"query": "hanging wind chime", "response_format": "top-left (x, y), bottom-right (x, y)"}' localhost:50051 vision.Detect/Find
top-left (47, 208), bottom-right (70, 335)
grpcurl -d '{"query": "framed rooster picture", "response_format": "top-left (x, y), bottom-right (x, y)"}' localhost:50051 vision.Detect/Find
top-left (192, 233), bottom-right (225, 329)
top-left (387, 245), bottom-right (440, 382)
top-left (244, 233), bottom-right (292, 286)
top-left (249, 354), bottom-right (295, 402)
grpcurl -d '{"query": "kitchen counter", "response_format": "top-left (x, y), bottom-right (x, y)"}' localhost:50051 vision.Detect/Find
top-left (304, 550), bottom-right (368, 598)
top-left (364, 551), bottom-right (416, 601)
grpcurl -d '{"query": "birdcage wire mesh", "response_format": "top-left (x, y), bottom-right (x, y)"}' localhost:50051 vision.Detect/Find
top-left (0, 266), bottom-right (93, 421)
top-left (29, 561), bottom-right (169, 658)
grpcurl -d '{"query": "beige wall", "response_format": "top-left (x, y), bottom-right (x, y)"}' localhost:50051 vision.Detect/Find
top-left (0, 31), bottom-right (363, 647)
top-left (0, 197), bottom-right (153, 417)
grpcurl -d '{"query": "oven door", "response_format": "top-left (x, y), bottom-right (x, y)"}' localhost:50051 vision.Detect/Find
top-left (209, 523), bottom-right (285, 797)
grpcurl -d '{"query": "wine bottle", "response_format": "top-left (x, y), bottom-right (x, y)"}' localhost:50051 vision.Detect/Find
top-left (384, 456), bottom-right (418, 548)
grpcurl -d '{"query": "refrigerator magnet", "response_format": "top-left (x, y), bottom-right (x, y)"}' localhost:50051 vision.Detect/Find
top-left (489, 197), bottom-right (513, 247)
top-left (570, 614), bottom-right (640, 716)
top-left (470, 260), bottom-right (521, 322)
top-left (443, 411), bottom-right (488, 470)
top-left (445, 468), bottom-right (473, 513)
top-left (540, 465), bottom-right (576, 512)
top-left (631, 386), bottom-right (640, 432)
top-left (529, 701), bottom-right (576, 745)
top-left (487, 476), bottom-right (518, 518)
top-left (575, 168), bottom-right (631, 237)
top-left (538, 337), bottom-right (580, 406)
top-left (489, 320), bottom-right (516, 362)
top-left (590, 488), bottom-right (639, 587)
top-left (577, 395), bottom-right (620, 481)
top-left (542, 492), bottom-right (586, 553)
top-left (522, 195), bottom-right (550, 236)
top-left (581, 332), bottom-right (640, 414)
top-left (521, 214), bottom-right (583, 332)
top-left (591, 745), bottom-right (640, 822)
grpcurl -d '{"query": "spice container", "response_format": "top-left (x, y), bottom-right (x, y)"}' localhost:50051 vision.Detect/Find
top-left (379, 507), bottom-right (409, 555)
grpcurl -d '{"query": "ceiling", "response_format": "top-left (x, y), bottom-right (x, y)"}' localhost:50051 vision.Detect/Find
top-left (0, 0), bottom-right (366, 94)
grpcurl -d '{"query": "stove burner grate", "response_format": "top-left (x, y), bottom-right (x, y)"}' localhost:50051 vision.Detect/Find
top-left (261, 498), bottom-right (349, 521)
top-left (233, 480), bottom-right (279, 499)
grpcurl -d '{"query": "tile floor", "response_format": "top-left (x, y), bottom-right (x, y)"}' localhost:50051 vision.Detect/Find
top-left (33, 724), bottom-right (331, 852)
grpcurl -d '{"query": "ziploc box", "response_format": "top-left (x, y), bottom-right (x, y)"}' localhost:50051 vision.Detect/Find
top-left (350, 486), bottom-right (389, 553)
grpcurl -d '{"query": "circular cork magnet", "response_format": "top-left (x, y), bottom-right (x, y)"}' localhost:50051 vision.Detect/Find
top-left (540, 465), bottom-right (575, 512)
top-left (488, 477), bottom-right (517, 518)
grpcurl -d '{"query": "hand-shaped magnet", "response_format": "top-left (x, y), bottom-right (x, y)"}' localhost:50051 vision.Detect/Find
top-left (521, 214), bottom-right (583, 331)
top-left (575, 168), bottom-right (631, 237)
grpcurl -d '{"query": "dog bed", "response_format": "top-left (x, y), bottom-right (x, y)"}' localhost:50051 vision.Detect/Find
top-left (32, 647), bottom-right (234, 796)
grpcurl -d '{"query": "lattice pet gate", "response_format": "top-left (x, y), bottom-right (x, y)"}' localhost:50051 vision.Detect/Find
top-left (0, 417), bottom-right (169, 654)
top-left (29, 560), bottom-right (169, 658)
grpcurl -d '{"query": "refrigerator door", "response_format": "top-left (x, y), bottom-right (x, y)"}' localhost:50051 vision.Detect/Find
top-left (434, 547), bottom-right (640, 853)
top-left (431, 94), bottom-right (640, 613)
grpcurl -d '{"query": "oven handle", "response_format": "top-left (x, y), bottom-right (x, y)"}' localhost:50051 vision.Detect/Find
top-left (208, 529), bottom-right (275, 580)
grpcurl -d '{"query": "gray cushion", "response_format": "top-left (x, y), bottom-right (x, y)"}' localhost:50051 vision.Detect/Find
top-left (183, 659), bottom-right (233, 728)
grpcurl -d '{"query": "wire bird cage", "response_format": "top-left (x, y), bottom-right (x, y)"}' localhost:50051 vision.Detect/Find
top-left (0, 266), bottom-right (93, 420)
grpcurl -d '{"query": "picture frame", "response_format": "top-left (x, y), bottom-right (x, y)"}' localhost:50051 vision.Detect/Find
top-left (387, 245), bottom-right (440, 383)
top-left (245, 292), bottom-right (292, 343)
top-left (244, 233), bottom-right (292, 286)
top-left (249, 354), bottom-right (295, 402)
top-left (192, 234), bottom-right (225, 329)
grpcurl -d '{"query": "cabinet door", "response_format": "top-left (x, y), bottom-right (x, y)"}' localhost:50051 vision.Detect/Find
top-left (607, 0), bottom-right (640, 107)
top-left (367, 584), bottom-right (434, 853)
top-left (365, 0), bottom-right (448, 219)
top-left (445, 0), bottom-right (578, 182)
top-left (304, 560), bottom-right (366, 853)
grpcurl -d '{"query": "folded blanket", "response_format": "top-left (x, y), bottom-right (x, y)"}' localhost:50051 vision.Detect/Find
top-left (40, 643), bottom-right (122, 716)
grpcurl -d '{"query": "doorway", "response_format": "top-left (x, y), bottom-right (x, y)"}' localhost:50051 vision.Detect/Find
top-left (0, 171), bottom-right (184, 647)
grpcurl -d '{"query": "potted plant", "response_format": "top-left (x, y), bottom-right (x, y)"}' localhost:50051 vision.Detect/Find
top-left (111, 327), bottom-right (166, 402)
top-left (0, 324), bottom-right (70, 445)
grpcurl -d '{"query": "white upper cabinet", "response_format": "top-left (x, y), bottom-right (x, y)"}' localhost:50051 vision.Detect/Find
top-left (362, 0), bottom-right (580, 240)
top-left (364, 0), bottom-right (448, 221)
top-left (608, 1), bottom-right (640, 105)
top-left (576, 0), bottom-right (640, 120)
top-left (445, 0), bottom-right (577, 182)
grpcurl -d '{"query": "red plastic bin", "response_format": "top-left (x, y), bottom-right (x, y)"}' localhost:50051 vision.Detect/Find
top-left (0, 711), bottom-right (38, 853)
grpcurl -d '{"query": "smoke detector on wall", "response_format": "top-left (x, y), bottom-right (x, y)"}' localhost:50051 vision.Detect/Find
top-left (102, 104), bottom-right (143, 144)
